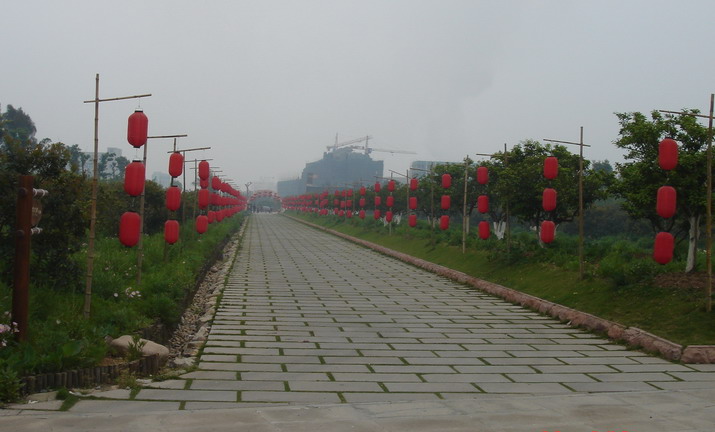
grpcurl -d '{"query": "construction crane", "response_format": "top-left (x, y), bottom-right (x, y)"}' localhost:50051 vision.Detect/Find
top-left (347, 143), bottom-right (417, 155)
top-left (327, 135), bottom-right (372, 153)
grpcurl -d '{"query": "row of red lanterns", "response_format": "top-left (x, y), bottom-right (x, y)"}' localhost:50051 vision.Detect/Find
top-left (654, 138), bottom-right (678, 264)
top-left (540, 156), bottom-right (559, 244)
top-left (477, 165), bottom-right (490, 240)
top-left (119, 110), bottom-right (149, 247)
top-left (164, 150), bottom-right (184, 245)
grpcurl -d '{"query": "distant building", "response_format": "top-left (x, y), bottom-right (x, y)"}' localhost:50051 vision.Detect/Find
top-left (152, 172), bottom-right (172, 188)
top-left (82, 147), bottom-right (124, 177)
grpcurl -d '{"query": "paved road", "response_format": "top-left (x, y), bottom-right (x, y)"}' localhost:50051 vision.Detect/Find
top-left (3, 214), bottom-right (715, 430)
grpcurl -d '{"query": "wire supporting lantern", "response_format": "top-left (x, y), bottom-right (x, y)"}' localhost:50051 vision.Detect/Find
top-left (441, 194), bottom-right (451, 210)
top-left (166, 186), bottom-right (181, 211)
top-left (478, 220), bottom-right (490, 240)
top-left (658, 138), bottom-right (678, 171)
top-left (442, 174), bottom-right (452, 189)
top-left (409, 214), bottom-right (417, 227)
top-left (164, 220), bottom-right (179, 244)
top-left (540, 220), bottom-right (555, 244)
top-left (477, 166), bottom-right (489, 185)
top-left (656, 186), bottom-right (676, 219)
top-left (124, 160), bottom-right (145, 197)
top-left (542, 188), bottom-right (557, 212)
top-left (478, 195), bottom-right (489, 214)
top-left (440, 215), bottom-right (450, 230)
top-left (653, 231), bottom-right (674, 264)
top-left (196, 215), bottom-right (208, 234)
top-left (544, 156), bottom-right (559, 180)
top-left (410, 178), bottom-right (418, 191)
top-left (409, 196), bottom-right (417, 210)
top-left (119, 211), bottom-right (141, 247)
top-left (127, 110), bottom-right (148, 148)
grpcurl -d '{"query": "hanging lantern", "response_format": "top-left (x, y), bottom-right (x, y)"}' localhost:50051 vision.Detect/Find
top-left (542, 188), bottom-right (557, 212)
top-left (119, 211), bottom-right (141, 247)
top-left (375, 196), bottom-right (382, 207)
top-left (216, 210), bottom-right (224, 222)
top-left (340, 201), bottom-right (345, 209)
top-left (198, 160), bottom-right (210, 180)
top-left (442, 174), bottom-right (452, 189)
top-left (359, 210), bottom-right (366, 219)
top-left (654, 232), bottom-right (674, 264)
top-left (659, 138), bottom-right (678, 170)
top-left (408, 214), bottom-right (417, 227)
top-left (410, 178), bottom-right (418, 191)
top-left (200, 178), bottom-right (209, 189)
top-left (657, 186), bottom-right (676, 219)
top-left (409, 196), bottom-right (417, 210)
top-left (544, 157), bottom-right (558, 180)
top-left (346, 210), bottom-right (353, 219)
top-left (168, 152), bottom-right (184, 178)
top-left (338, 210), bottom-right (345, 217)
top-left (374, 209), bottom-right (381, 219)
top-left (440, 215), bottom-right (450, 230)
top-left (166, 186), bottom-right (181, 211)
top-left (347, 189), bottom-right (353, 197)
top-left (374, 182), bottom-right (381, 193)
top-left (386, 196), bottom-right (394, 207)
top-left (196, 215), bottom-right (208, 234)
top-left (541, 220), bottom-right (555, 243)
top-left (477, 166), bottom-right (489, 185)
top-left (164, 220), bottom-right (179, 244)
top-left (208, 210), bottom-right (216, 223)
top-left (478, 221), bottom-right (490, 239)
top-left (359, 186), bottom-right (366, 196)
top-left (388, 180), bottom-right (396, 192)
top-left (334, 198), bottom-right (339, 207)
top-left (127, 110), bottom-right (148, 148)
top-left (124, 160), bottom-right (145, 197)
top-left (441, 195), bottom-right (451, 210)
top-left (359, 198), bottom-right (366, 208)
top-left (386, 211), bottom-right (393, 222)
top-left (212, 176), bottom-right (221, 190)
top-left (478, 195), bottom-right (489, 214)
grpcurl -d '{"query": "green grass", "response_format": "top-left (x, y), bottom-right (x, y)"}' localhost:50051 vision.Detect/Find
top-left (292, 213), bottom-right (715, 346)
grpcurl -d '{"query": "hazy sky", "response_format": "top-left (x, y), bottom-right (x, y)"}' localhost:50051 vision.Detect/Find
top-left (3, 1), bottom-right (715, 191)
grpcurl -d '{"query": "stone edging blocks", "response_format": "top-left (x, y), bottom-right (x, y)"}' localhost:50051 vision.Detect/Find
top-left (288, 216), bottom-right (715, 364)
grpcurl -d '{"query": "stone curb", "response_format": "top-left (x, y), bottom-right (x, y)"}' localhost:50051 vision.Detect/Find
top-left (287, 216), bottom-right (715, 364)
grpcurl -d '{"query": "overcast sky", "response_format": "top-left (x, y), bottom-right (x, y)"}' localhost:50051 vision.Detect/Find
top-left (3, 1), bottom-right (715, 190)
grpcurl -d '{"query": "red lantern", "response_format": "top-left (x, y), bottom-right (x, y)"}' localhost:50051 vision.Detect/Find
top-left (359, 210), bottom-right (366, 219)
top-left (124, 161), bottom-right (145, 197)
top-left (346, 210), bottom-right (353, 218)
top-left (208, 210), bottom-right (216, 223)
top-left (338, 210), bottom-right (345, 217)
top-left (374, 209), bottom-right (381, 219)
top-left (544, 157), bottom-right (558, 180)
top-left (198, 189), bottom-right (209, 209)
top-left (654, 232), bottom-right (674, 264)
top-left (216, 210), bottom-right (224, 222)
top-left (542, 188), bottom-right (557, 212)
top-left (475, 221), bottom-right (488, 240)
top-left (164, 220), bottom-right (179, 244)
top-left (386, 211), bottom-right (393, 222)
top-left (347, 189), bottom-right (353, 197)
top-left (659, 138), bottom-right (678, 170)
top-left (200, 178), bottom-right (209, 189)
top-left (478, 195), bottom-right (489, 214)
top-left (166, 186), bottom-right (181, 211)
top-left (388, 180), bottom-right (395, 192)
top-left (340, 201), bottom-right (345, 209)
top-left (198, 160), bottom-right (210, 180)
top-left (346, 200), bottom-right (352, 208)
top-left (656, 186), bottom-right (677, 219)
top-left (409, 196), bottom-right (417, 210)
top-left (408, 214), bottom-right (417, 227)
top-left (374, 182), bottom-right (381, 193)
top-left (440, 215), bottom-right (450, 230)
top-left (196, 215), bottom-right (208, 234)
top-left (334, 198), bottom-right (339, 207)
top-left (477, 166), bottom-right (489, 185)
top-left (212, 176), bottom-right (221, 191)
top-left (386, 196), bottom-right (394, 207)
top-left (119, 212), bottom-right (141, 247)
top-left (441, 195), bottom-right (450, 210)
top-left (127, 110), bottom-right (148, 148)
top-left (359, 198), bottom-right (366, 208)
top-left (375, 196), bottom-right (382, 207)
top-left (541, 220), bottom-right (555, 243)
top-left (359, 186), bottom-right (366, 196)
top-left (410, 178), bottom-right (418, 191)
top-left (168, 152), bottom-right (184, 178)
top-left (442, 174), bottom-right (452, 189)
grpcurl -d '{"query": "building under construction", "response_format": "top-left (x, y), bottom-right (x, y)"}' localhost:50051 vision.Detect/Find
top-left (277, 136), bottom-right (414, 197)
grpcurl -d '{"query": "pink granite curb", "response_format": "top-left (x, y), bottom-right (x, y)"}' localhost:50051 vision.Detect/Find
top-left (287, 216), bottom-right (715, 364)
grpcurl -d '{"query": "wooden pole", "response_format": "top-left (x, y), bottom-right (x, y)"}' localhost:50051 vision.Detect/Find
top-left (505, 143), bottom-right (511, 255)
top-left (707, 94), bottom-right (714, 312)
top-left (83, 74), bottom-right (100, 318)
top-left (136, 138), bottom-right (149, 285)
top-left (462, 157), bottom-right (469, 253)
top-left (578, 127), bottom-right (585, 280)
top-left (12, 175), bottom-right (33, 342)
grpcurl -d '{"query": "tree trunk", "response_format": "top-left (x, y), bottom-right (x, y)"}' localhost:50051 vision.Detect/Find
top-left (685, 214), bottom-right (700, 273)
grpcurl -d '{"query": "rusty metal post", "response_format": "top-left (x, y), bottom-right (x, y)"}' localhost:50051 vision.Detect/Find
top-left (13, 175), bottom-right (33, 342)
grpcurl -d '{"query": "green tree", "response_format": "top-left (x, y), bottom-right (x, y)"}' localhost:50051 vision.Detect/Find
top-left (611, 110), bottom-right (709, 272)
